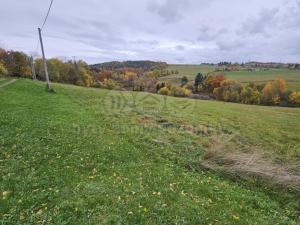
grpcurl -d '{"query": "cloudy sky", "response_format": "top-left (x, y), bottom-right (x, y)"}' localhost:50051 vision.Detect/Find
top-left (1, 0), bottom-right (300, 64)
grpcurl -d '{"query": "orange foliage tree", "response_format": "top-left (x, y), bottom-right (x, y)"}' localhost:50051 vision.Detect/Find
top-left (204, 72), bottom-right (226, 92)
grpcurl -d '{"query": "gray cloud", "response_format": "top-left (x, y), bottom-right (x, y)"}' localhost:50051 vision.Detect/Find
top-left (239, 8), bottom-right (279, 36)
top-left (148, 0), bottom-right (188, 23)
top-left (175, 45), bottom-right (185, 51)
top-left (0, 0), bottom-right (299, 63)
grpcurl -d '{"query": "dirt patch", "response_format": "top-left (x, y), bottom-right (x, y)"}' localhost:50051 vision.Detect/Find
top-left (136, 116), bottom-right (177, 129)
top-left (136, 115), bottom-right (157, 124)
top-left (136, 115), bottom-right (219, 136)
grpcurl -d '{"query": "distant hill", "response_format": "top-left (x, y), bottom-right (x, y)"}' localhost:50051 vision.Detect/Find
top-left (90, 60), bottom-right (168, 71)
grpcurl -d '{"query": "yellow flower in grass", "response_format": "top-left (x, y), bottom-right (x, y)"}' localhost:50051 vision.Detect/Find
top-left (232, 215), bottom-right (240, 220)
top-left (152, 191), bottom-right (161, 196)
top-left (36, 209), bottom-right (43, 215)
top-left (2, 191), bottom-right (11, 199)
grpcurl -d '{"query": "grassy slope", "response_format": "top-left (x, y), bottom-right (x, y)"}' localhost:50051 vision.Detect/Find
top-left (0, 79), bottom-right (299, 224)
top-left (162, 65), bottom-right (300, 91)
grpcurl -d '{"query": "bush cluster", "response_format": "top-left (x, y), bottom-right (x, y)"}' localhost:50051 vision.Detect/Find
top-left (289, 91), bottom-right (300, 106)
top-left (158, 87), bottom-right (170, 95)
top-left (212, 78), bottom-right (298, 107)
top-left (97, 79), bottom-right (120, 90)
top-left (157, 85), bottom-right (191, 97)
top-left (193, 72), bottom-right (299, 107)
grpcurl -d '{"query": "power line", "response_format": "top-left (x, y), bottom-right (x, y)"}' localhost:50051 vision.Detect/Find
top-left (41, 0), bottom-right (54, 31)
top-left (32, 0), bottom-right (54, 56)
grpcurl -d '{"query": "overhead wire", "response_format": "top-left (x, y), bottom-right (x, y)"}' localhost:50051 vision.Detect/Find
top-left (31, 0), bottom-right (54, 59)
top-left (40, 0), bottom-right (54, 31)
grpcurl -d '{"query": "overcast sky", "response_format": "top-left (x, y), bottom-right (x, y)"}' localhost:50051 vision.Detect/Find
top-left (1, 0), bottom-right (300, 64)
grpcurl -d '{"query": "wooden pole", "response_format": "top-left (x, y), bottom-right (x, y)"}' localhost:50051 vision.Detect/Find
top-left (38, 28), bottom-right (51, 90)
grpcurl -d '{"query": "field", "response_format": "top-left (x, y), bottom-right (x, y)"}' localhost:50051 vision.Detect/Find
top-left (0, 78), bottom-right (300, 224)
top-left (161, 65), bottom-right (300, 91)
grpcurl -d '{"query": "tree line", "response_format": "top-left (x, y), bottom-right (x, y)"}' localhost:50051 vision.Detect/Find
top-left (0, 49), bottom-right (92, 87)
top-left (0, 48), bottom-right (299, 107)
top-left (190, 72), bottom-right (300, 107)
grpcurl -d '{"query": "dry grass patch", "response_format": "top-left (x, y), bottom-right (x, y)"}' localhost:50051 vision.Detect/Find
top-left (198, 146), bottom-right (300, 194)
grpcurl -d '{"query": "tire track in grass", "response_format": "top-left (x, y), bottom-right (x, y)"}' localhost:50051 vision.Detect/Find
top-left (0, 79), bottom-right (17, 89)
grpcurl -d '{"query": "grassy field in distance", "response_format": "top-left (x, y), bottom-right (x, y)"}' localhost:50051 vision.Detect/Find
top-left (161, 64), bottom-right (300, 91)
top-left (0, 78), bottom-right (299, 224)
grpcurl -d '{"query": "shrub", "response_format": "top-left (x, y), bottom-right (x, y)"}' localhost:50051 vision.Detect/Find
top-left (289, 92), bottom-right (300, 106)
top-left (240, 86), bottom-right (261, 105)
top-left (185, 84), bottom-right (195, 92)
top-left (224, 90), bottom-right (240, 102)
top-left (0, 63), bottom-right (8, 75)
top-left (279, 90), bottom-right (293, 107)
top-left (133, 76), bottom-right (158, 92)
top-left (169, 86), bottom-right (192, 97)
top-left (261, 79), bottom-right (286, 105)
top-left (181, 76), bottom-right (188, 87)
top-left (158, 87), bottom-right (170, 95)
top-left (99, 79), bottom-right (120, 90)
top-left (213, 80), bottom-right (242, 102)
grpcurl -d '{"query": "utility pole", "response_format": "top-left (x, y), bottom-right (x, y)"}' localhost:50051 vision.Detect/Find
top-left (38, 27), bottom-right (51, 91)
top-left (30, 56), bottom-right (36, 80)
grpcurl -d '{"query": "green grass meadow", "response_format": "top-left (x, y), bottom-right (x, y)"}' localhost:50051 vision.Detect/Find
top-left (0, 78), bottom-right (299, 224)
top-left (161, 65), bottom-right (300, 91)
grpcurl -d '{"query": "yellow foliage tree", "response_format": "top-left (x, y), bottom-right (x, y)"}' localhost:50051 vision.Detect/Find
top-left (262, 79), bottom-right (287, 105)
top-left (289, 92), bottom-right (300, 106)
top-left (273, 79), bottom-right (286, 95)
top-left (0, 63), bottom-right (8, 75)
top-left (158, 87), bottom-right (170, 95)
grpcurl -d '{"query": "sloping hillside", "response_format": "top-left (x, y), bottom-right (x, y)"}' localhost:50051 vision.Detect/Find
top-left (0, 79), bottom-right (299, 224)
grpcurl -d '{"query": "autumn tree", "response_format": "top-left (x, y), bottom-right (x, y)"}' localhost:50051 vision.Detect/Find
top-left (261, 79), bottom-right (286, 105)
top-left (213, 80), bottom-right (242, 102)
top-left (204, 72), bottom-right (226, 92)
top-left (289, 92), bottom-right (300, 106)
top-left (2, 51), bottom-right (31, 78)
top-left (240, 85), bottom-right (261, 105)
top-left (0, 63), bottom-right (8, 76)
